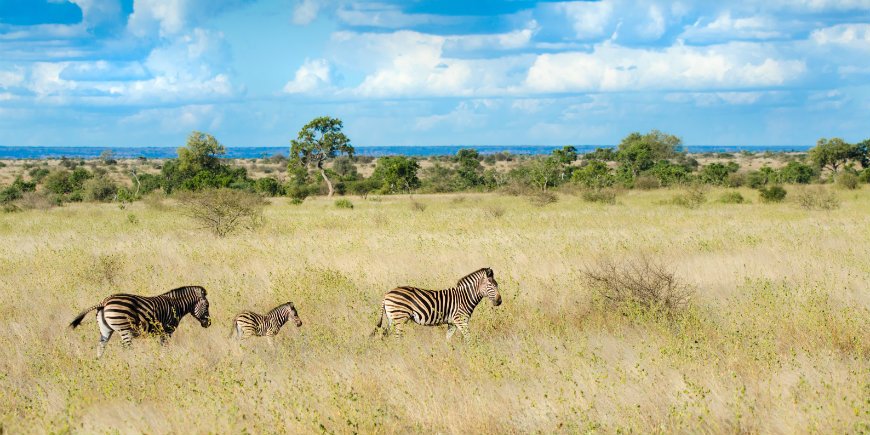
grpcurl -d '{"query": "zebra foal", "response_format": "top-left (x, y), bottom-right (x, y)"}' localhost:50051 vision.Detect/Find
top-left (69, 285), bottom-right (212, 357)
top-left (372, 267), bottom-right (502, 339)
top-left (231, 302), bottom-right (302, 339)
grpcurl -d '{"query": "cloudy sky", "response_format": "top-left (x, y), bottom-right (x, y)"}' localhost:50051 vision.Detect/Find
top-left (1, 0), bottom-right (869, 148)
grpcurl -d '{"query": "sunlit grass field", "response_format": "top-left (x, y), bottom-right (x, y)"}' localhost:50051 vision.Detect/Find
top-left (1, 188), bottom-right (869, 434)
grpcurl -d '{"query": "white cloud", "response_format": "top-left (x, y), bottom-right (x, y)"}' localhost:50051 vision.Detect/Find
top-left (121, 104), bottom-right (223, 132)
top-left (524, 41), bottom-right (806, 93)
top-left (554, 1), bottom-right (614, 40)
top-left (811, 23), bottom-right (870, 46)
top-left (681, 13), bottom-right (785, 42)
top-left (128, 0), bottom-right (189, 37)
top-left (292, 0), bottom-right (321, 25)
top-left (283, 58), bottom-right (332, 93)
top-left (70, 0), bottom-right (122, 29)
top-left (665, 91), bottom-right (764, 106)
top-left (0, 67), bottom-right (25, 88)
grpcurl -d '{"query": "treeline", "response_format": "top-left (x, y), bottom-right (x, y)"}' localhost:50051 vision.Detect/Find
top-left (2, 117), bottom-right (869, 211)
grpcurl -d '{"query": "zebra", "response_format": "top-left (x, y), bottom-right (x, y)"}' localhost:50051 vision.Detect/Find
top-left (372, 267), bottom-right (502, 339)
top-left (230, 302), bottom-right (302, 340)
top-left (69, 285), bottom-right (212, 357)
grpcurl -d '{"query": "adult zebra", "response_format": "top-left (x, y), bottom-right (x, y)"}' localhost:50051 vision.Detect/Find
top-left (69, 286), bottom-right (212, 357)
top-left (231, 302), bottom-right (302, 339)
top-left (372, 268), bottom-right (502, 339)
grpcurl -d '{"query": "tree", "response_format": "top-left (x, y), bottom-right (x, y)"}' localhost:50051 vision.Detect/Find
top-left (616, 130), bottom-right (683, 178)
top-left (99, 149), bottom-right (117, 165)
top-left (552, 146), bottom-right (578, 164)
top-left (572, 160), bottom-right (615, 189)
top-left (525, 157), bottom-right (562, 191)
top-left (778, 161), bottom-right (816, 184)
top-left (372, 156), bottom-right (421, 193)
top-left (809, 137), bottom-right (853, 173)
top-left (698, 162), bottom-right (738, 186)
top-left (455, 148), bottom-right (483, 188)
top-left (178, 131), bottom-right (226, 174)
top-left (289, 116), bottom-right (354, 197)
top-left (852, 139), bottom-right (870, 169)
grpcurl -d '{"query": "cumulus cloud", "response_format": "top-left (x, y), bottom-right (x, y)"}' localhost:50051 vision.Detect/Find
top-left (681, 13), bottom-right (786, 43)
top-left (283, 58), bottom-right (333, 94)
top-left (811, 23), bottom-right (870, 46)
top-left (292, 0), bottom-right (321, 25)
top-left (524, 42), bottom-right (806, 93)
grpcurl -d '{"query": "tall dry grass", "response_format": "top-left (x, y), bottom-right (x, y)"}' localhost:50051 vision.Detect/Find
top-left (0, 189), bottom-right (868, 433)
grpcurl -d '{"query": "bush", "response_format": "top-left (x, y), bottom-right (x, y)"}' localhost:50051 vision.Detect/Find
top-left (17, 191), bottom-right (55, 210)
top-left (254, 177), bottom-right (284, 197)
top-left (82, 177), bottom-right (118, 202)
top-left (835, 172), bottom-right (859, 190)
top-left (669, 185), bottom-right (706, 209)
top-left (178, 189), bottom-right (266, 237)
top-left (290, 198), bottom-right (304, 205)
top-left (759, 185), bottom-right (787, 203)
top-left (778, 161), bottom-right (816, 184)
top-left (334, 198), bottom-right (354, 209)
top-left (528, 190), bottom-right (557, 206)
top-left (717, 191), bottom-right (745, 204)
top-left (726, 172), bottom-right (746, 187)
top-left (410, 201), bottom-right (427, 212)
top-left (581, 188), bottom-right (618, 205)
top-left (633, 175), bottom-right (661, 190)
top-left (859, 169), bottom-right (870, 184)
top-left (795, 187), bottom-right (840, 210)
top-left (484, 205), bottom-right (505, 218)
top-left (582, 255), bottom-right (693, 313)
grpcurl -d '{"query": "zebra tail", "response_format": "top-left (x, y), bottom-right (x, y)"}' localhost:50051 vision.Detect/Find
top-left (69, 304), bottom-right (101, 329)
top-left (370, 305), bottom-right (386, 337)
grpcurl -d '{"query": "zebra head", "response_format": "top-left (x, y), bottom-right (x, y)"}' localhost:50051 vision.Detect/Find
top-left (283, 302), bottom-right (303, 327)
top-left (479, 268), bottom-right (502, 306)
top-left (192, 288), bottom-right (211, 328)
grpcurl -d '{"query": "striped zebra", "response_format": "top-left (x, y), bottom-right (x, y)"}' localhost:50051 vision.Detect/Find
top-left (372, 268), bottom-right (502, 339)
top-left (69, 285), bottom-right (212, 357)
top-left (231, 302), bottom-right (302, 339)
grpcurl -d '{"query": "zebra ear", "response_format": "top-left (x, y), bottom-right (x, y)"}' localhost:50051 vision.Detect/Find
top-left (485, 268), bottom-right (494, 277)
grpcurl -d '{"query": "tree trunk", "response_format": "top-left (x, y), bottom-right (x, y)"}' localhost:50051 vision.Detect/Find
top-left (320, 168), bottom-right (334, 197)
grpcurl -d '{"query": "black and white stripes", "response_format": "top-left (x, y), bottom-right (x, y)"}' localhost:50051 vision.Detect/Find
top-left (69, 285), bottom-right (212, 357)
top-left (372, 268), bottom-right (502, 339)
top-left (231, 302), bottom-right (302, 339)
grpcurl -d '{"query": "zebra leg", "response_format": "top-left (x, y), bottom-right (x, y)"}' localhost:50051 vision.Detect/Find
top-left (96, 310), bottom-right (113, 358)
top-left (392, 317), bottom-right (410, 338)
top-left (454, 318), bottom-right (470, 340)
top-left (446, 323), bottom-right (457, 340)
top-left (118, 329), bottom-right (134, 348)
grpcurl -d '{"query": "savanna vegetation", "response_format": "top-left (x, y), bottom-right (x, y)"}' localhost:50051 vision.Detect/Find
top-left (1, 185), bottom-right (869, 433)
top-left (1, 120), bottom-right (869, 433)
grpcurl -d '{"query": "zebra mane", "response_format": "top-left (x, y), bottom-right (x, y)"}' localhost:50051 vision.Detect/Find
top-left (162, 286), bottom-right (204, 300)
top-left (268, 302), bottom-right (294, 316)
top-left (456, 268), bottom-right (492, 288)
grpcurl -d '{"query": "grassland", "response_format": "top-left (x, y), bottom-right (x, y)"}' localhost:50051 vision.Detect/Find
top-left (1, 187), bottom-right (869, 434)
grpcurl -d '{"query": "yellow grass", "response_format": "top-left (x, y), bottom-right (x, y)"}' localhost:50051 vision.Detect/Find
top-left (1, 188), bottom-right (869, 434)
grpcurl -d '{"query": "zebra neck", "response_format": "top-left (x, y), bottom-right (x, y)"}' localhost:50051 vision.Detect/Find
top-left (455, 282), bottom-right (484, 309)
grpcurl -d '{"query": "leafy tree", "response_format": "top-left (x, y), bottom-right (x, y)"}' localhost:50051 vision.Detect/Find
top-left (584, 147), bottom-right (616, 161)
top-left (99, 149), bottom-right (117, 165)
top-left (809, 138), bottom-right (854, 173)
top-left (332, 156), bottom-right (359, 181)
top-left (178, 131), bottom-right (226, 174)
top-left (254, 177), bottom-right (284, 197)
top-left (852, 139), bottom-right (870, 169)
top-left (421, 163), bottom-right (461, 193)
top-left (698, 162), bottom-right (738, 185)
top-left (43, 170), bottom-right (74, 195)
top-left (746, 167), bottom-right (777, 188)
top-left (572, 160), bottom-right (615, 189)
top-left (616, 130), bottom-right (683, 178)
top-left (526, 157), bottom-right (563, 191)
top-left (648, 160), bottom-right (690, 186)
top-left (455, 148), bottom-right (483, 188)
top-left (552, 146), bottom-right (578, 164)
top-left (778, 161), bottom-right (816, 184)
top-left (372, 156), bottom-right (421, 193)
top-left (289, 116), bottom-right (354, 197)
top-left (82, 177), bottom-right (118, 202)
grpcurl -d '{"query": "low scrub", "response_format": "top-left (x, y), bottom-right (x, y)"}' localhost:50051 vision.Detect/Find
top-left (835, 172), bottom-right (859, 190)
top-left (178, 188), bottom-right (266, 237)
top-left (669, 185), bottom-right (706, 209)
top-left (581, 188), bottom-right (618, 205)
top-left (795, 186), bottom-right (840, 210)
top-left (484, 205), bottom-right (506, 218)
top-left (334, 198), bottom-right (354, 209)
top-left (582, 255), bottom-right (693, 313)
top-left (410, 201), bottom-right (427, 212)
top-left (717, 191), bottom-right (745, 204)
top-left (527, 190), bottom-right (558, 206)
top-left (759, 185), bottom-right (787, 203)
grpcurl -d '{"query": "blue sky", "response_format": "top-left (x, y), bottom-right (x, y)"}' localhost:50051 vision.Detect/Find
top-left (1, 0), bottom-right (869, 147)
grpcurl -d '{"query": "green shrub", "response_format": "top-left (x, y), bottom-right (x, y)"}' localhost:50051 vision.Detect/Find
top-left (778, 161), bottom-right (816, 184)
top-left (633, 175), bottom-right (660, 190)
top-left (759, 185), bottom-right (787, 203)
top-left (795, 187), bottom-right (840, 210)
top-left (669, 185), bottom-right (706, 209)
top-left (581, 188), bottom-right (618, 204)
top-left (726, 172), bottom-right (746, 187)
top-left (859, 169), bottom-right (870, 184)
top-left (717, 191), bottom-right (745, 204)
top-left (835, 172), bottom-right (859, 190)
top-left (290, 197), bottom-right (304, 205)
top-left (334, 198), bottom-right (354, 209)
top-left (82, 177), bottom-right (118, 202)
top-left (254, 177), bottom-right (284, 197)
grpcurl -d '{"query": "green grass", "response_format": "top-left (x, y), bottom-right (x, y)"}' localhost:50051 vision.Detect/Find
top-left (1, 188), bottom-right (869, 433)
